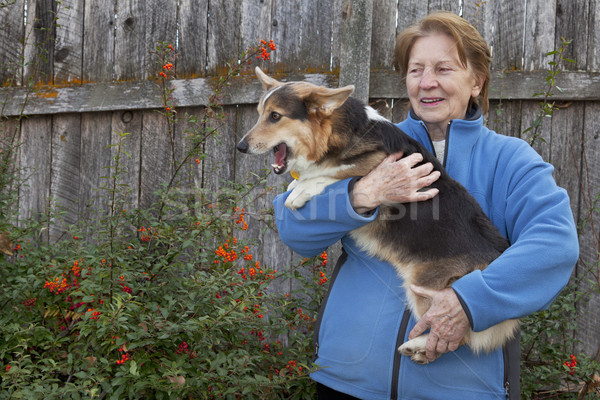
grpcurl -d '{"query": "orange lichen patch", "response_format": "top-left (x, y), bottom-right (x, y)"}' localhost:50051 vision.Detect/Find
top-left (31, 79), bottom-right (94, 99)
top-left (177, 72), bottom-right (202, 80)
top-left (58, 78), bottom-right (90, 86)
top-left (35, 89), bottom-right (58, 98)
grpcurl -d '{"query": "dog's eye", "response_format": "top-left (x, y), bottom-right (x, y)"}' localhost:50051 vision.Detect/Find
top-left (270, 112), bottom-right (281, 121)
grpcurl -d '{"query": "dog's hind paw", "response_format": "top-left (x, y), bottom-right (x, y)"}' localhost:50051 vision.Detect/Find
top-left (398, 343), bottom-right (429, 364)
top-left (398, 335), bottom-right (438, 364)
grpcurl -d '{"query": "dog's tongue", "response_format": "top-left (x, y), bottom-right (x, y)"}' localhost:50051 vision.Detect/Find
top-left (272, 143), bottom-right (287, 174)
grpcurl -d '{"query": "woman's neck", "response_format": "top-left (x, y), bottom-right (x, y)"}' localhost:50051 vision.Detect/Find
top-left (425, 122), bottom-right (448, 141)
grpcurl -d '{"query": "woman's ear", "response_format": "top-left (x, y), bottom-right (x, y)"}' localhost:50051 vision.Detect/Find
top-left (471, 74), bottom-right (485, 98)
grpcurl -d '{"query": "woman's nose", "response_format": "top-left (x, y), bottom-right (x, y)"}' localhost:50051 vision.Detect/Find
top-left (419, 69), bottom-right (438, 89)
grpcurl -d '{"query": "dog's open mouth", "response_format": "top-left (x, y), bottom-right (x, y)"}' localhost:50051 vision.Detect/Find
top-left (271, 143), bottom-right (289, 175)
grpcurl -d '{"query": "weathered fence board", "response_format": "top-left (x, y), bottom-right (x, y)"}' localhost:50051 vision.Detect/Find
top-left (207, 0), bottom-right (241, 73)
top-left (178, 0), bottom-right (208, 78)
top-left (486, 99), bottom-right (523, 139)
top-left (110, 110), bottom-right (142, 212)
top-left (79, 112), bottom-right (113, 223)
top-left (495, 0), bottom-right (525, 71)
top-left (115, 0), bottom-right (146, 81)
top-left (271, 0), bottom-right (336, 72)
top-left (370, 0), bottom-right (397, 70)
top-left (54, 0), bottom-right (84, 84)
top-left (140, 110), bottom-right (171, 209)
top-left (550, 103), bottom-right (584, 213)
top-left (2, 70), bottom-right (600, 117)
top-left (18, 116), bottom-right (52, 226)
top-left (50, 113), bottom-right (82, 241)
top-left (82, 0), bottom-right (115, 82)
top-left (556, 0), bottom-right (592, 70)
top-left (577, 101), bottom-right (600, 355)
top-left (144, 0), bottom-right (177, 77)
top-left (338, 0), bottom-right (373, 102)
top-left (80, 0), bottom-right (117, 227)
top-left (0, 118), bottom-right (20, 227)
top-left (522, 0), bottom-right (557, 71)
top-left (592, 1), bottom-right (600, 69)
top-left (0, 0), bottom-right (25, 86)
top-left (395, 2), bottom-right (427, 40)
top-left (23, 0), bottom-right (55, 84)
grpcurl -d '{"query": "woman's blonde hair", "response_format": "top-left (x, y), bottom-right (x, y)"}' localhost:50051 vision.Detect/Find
top-left (393, 11), bottom-right (492, 114)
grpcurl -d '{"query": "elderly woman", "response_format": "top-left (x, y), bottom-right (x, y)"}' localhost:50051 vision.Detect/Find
top-left (273, 11), bottom-right (578, 400)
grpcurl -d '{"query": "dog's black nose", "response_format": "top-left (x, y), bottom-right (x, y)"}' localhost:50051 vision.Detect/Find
top-left (236, 140), bottom-right (249, 153)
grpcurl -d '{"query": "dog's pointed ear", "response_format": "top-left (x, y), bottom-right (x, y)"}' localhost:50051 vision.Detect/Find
top-left (255, 67), bottom-right (281, 90)
top-left (307, 85), bottom-right (355, 117)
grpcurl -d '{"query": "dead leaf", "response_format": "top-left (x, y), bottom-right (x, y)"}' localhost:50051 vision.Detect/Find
top-left (0, 232), bottom-right (13, 256)
top-left (138, 322), bottom-right (148, 332)
top-left (168, 376), bottom-right (186, 386)
top-left (587, 374), bottom-right (600, 392)
top-left (85, 356), bottom-right (97, 365)
top-left (44, 308), bottom-right (60, 318)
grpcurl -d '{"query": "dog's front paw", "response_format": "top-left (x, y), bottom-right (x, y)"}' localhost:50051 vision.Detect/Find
top-left (283, 177), bottom-right (339, 210)
top-left (287, 179), bottom-right (299, 191)
top-left (398, 335), bottom-right (438, 364)
top-left (284, 189), bottom-right (311, 210)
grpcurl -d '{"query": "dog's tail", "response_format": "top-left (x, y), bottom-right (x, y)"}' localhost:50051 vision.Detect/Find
top-left (466, 319), bottom-right (520, 354)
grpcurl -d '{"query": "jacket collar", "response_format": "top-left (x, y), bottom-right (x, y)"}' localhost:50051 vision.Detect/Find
top-left (405, 104), bottom-right (484, 180)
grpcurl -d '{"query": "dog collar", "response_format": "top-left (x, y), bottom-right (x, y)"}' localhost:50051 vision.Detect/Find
top-left (290, 170), bottom-right (300, 180)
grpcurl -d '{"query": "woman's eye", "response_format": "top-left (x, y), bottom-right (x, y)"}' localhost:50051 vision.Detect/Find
top-left (270, 112), bottom-right (281, 121)
top-left (408, 68), bottom-right (422, 75)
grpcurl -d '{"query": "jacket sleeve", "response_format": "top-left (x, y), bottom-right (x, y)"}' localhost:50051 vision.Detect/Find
top-left (452, 142), bottom-right (579, 332)
top-left (273, 178), bottom-right (378, 258)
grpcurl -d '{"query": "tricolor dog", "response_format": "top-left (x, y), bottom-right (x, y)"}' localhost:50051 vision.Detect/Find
top-left (236, 67), bottom-right (518, 363)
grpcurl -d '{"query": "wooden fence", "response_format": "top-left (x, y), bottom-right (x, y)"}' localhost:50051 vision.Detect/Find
top-left (1, 0), bottom-right (599, 356)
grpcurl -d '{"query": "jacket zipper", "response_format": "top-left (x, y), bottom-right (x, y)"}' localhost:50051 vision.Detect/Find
top-left (442, 121), bottom-right (452, 168)
top-left (419, 121), bottom-right (451, 168)
top-left (503, 342), bottom-right (510, 399)
top-left (503, 329), bottom-right (521, 399)
top-left (312, 249), bottom-right (347, 361)
top-left (390, 309), bottom-right (411, 400)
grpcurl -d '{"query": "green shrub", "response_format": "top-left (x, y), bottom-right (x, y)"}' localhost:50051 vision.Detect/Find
top-left (0, 40), bottom-right (325, 399)
top-left (0, 194), bottom-right (326, 399)
top-left (521, 279), bottom-right (600, 399)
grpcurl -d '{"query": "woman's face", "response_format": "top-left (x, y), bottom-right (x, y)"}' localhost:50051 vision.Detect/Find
top-left (406, 33), bottom-right (482, 140)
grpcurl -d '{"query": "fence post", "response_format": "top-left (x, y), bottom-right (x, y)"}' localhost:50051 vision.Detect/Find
top-left (338, 0), bottom-right (374, 103)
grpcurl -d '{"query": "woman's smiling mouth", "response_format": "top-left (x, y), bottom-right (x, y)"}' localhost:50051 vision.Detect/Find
top-left (421, 97), bottom-right (444, 105)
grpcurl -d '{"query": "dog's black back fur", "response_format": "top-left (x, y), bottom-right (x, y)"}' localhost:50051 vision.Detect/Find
top-left (332, 97), bottom-right (509, 285)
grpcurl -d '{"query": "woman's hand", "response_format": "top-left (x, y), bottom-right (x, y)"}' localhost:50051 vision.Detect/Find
top-left (351, 151), bottom-right (440, 214)
top-left (408, 285), bottom-right (471, 362)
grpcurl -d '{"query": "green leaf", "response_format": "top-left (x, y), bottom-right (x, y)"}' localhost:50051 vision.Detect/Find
top-left (129, 360), bottom-right (139, 376)
top-left (73, 371), bottom-right (88, 379)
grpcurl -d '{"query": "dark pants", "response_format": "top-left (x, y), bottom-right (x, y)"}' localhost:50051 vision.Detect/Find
top-left (317, 383), bottom-right (362, 400)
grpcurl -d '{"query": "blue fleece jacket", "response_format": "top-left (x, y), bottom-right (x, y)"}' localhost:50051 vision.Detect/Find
top-left (273, 109), bottom-right (579, 400)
